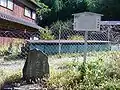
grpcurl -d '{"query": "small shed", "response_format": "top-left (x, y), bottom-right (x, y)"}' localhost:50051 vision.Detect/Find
top-left (73, 12), bottom-right (103, 31)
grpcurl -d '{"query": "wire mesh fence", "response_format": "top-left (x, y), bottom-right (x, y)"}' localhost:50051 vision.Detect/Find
top-left (0, 24), bottom-right (120, 62)
top-left (1, 24), bottom-right (120, 89)
top-left (0, 25), bottom-right (120, 58)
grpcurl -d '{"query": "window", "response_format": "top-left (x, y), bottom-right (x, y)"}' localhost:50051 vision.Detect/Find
top-left (0, 0), bottom-right (7, 7)
top-left (32, 11), bottom-right (36, 19)
top-left (25, 7), bottom-right (31, 18)
top-left (24, 7), bottom-right (36, 19)
top-left (0, 0), bottom-right (13, 10)
top-left (7, 0), bottom-right (13, 10)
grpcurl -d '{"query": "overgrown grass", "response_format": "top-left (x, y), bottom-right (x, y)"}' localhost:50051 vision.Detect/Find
top-left (1, 51), bottom-right (120, 89)
top-left (0, 58), bottom-right (24, 88)
top-left (48, 51), bottom-right (120, 89)
top-left (0, 69), bottom-right (22, 88)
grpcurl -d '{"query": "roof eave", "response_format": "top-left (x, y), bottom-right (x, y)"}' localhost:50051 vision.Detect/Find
top-left (72, 12), bottom-right (104, 16)
top-left (0, 11), bottom-right (43, 30)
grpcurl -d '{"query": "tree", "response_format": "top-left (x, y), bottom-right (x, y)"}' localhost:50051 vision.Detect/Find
top-left (36, 0), bottom-right (120, 26)
top-left (86, 0), bottom-right (120, 20)
top-left (35, 0), bottom-right (51, 25)
top-left (37, 0), bottom-right (87, 26)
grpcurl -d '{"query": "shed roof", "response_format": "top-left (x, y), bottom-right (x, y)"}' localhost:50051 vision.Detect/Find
top-left (0, 11), bottom-right (42, 30)
top-left (101, 21), bottom-right (120, 25)
top-left (73, 12), bottom-right (103, 16)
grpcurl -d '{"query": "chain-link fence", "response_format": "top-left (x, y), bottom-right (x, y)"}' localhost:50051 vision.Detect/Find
top-left (0, 25), bottom-right (120, 61)
top-left (1, 23), bottom-right (120, 88)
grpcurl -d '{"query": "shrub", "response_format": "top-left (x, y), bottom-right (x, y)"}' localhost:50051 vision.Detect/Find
top-left (50, 20), bottom-right (73, 39)
top-left (40, 27), bottom-right (55, 40)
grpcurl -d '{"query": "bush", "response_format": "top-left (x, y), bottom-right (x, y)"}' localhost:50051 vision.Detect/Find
top-left (40, 27), bottom-right (55, 40)
top-left (50, 20), bottom-right (73, 39)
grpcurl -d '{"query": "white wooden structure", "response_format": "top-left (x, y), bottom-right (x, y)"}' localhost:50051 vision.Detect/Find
top-left (73, 12), bottom-right (103, 63)
top-left (73, 12), bottom-right (103, 31)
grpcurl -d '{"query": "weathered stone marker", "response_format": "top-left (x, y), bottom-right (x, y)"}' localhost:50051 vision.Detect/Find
top-left (23, 49), bottom-right (49, 82)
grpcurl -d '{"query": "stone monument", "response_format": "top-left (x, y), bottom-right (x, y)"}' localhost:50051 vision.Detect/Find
top-left (23, 49), bottom-right (49, 82)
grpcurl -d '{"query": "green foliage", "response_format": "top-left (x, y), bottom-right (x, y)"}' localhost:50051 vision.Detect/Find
top-left (0, 69), bottom-right (22, 88)
top-left (52, 0), bottom-right (64, 12)
top-left (37, 0), bottom-right (86, 26)
top-left (36, 0), bottom-right (51, 15)
top-left (40, 27), bottom-right (55, 40)
top-left (85, 0), bottom-right (120, 20)
top-left (67, 35), bottom-right (84, 40)
top-left (35, 0), bottom-right (51, 26)
top-left (37, 0), bottom-right (120, 26)
top-left (50, 20), bottom-right (73, 39)
top-left (84, 59), bottom-right (106, 88)
top-left (1, 52), bottom-right (120, 89)
top-left (48, 56), bottom-right (120, 89)
top-left (4, 71), bottom-right (22, 84)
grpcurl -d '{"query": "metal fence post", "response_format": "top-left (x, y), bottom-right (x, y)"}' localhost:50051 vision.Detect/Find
top-left (108, 26), bottom-right (111, 50)
top-left (84, 31), bottom-right (88, 63)
top-left (59, 25), bottom-right (61, 56)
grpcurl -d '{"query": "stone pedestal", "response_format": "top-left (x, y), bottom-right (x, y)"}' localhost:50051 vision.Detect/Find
top-left (23, 49), bottom-right (49, 81)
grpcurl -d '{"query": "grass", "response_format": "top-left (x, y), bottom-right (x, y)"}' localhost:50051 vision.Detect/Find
top-left (0, 59), bottom-right (24, 88)
top-left (47, 51), bottom-right (120, 89)
top-left (0, 69), bottom-right (22, 88)
top-left (48, 59), bottom-right (120, 89)
top-left (0, 51), bottom-right (120, 89)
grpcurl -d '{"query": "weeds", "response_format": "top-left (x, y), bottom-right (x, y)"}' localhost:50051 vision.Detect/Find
top-left (0, 66), bottom-right (22, 88)
top-left (48, 53), bottom-right (120, 89)
top-left (0, 51), bottom-right (120, 89)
